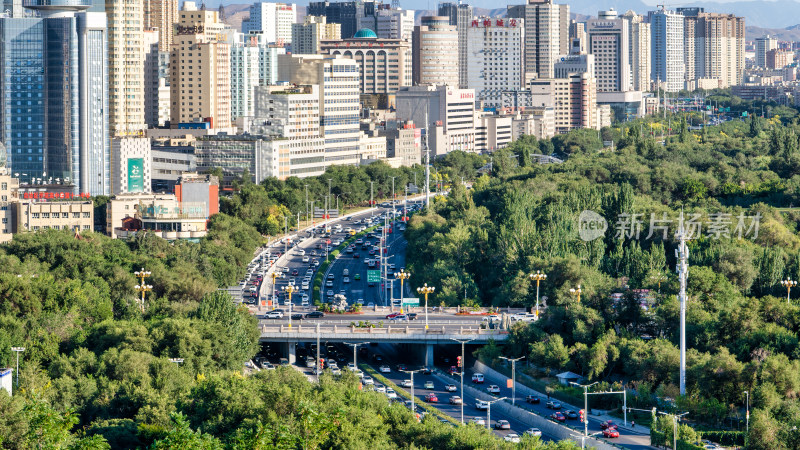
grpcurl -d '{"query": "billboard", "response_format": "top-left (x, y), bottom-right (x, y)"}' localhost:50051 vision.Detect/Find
top-left (128, 158), bottom-right (144, 192)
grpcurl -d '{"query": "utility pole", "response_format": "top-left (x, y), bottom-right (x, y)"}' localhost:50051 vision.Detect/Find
top-left (499, 356), bottom-right (525, 405)
top-left (11, 346), bottom-right (24, 387)
top-left (344, 342), bottom-right (369, 370)
top-left (304, 184), bottom-right (309, 226)
top-left (571, 381), bottom-right (599, 439)
top-left (676, 213), bottom-right (689, 396)
top-left (451, 337), bottom-right (476, 424)
top-left (486, 397), bottom-right (507, 430)
top-left (370, 181), bottom-right (374, 217)
top-left (327, 178), bottom-right (332, 220)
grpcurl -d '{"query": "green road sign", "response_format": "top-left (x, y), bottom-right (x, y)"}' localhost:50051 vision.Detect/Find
top-left (402, 298), bottom-right (420, 307)
top-left (367, 270), bottom-right (381, 283)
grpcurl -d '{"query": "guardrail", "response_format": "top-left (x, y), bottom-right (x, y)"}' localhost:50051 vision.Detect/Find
top-left (260, 324), bottom-right (507, 335)
top-left (258, 319), bottom-right (488, 325)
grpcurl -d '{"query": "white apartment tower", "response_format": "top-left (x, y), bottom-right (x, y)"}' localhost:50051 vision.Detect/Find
top-left (438, 2), bottom-right (473, 88)
top-left (586, 9), bottom-right (630, 92)
top-left (106, 0), bottom-right (146, 136)
top-left (466, 17), bottom-right (524, 107)
top-left (649, 7), bottom-right (685, 92)
top-left (413, 16), bottom-right (459, 86)
top-left (755, 35), bottom-right (777, 69)
top-left (242, 2), bottom-right (297, 44)
top-left (622, 11), bottom-right (650, 92)
top-left (507, 0), bottom-right (570, 82)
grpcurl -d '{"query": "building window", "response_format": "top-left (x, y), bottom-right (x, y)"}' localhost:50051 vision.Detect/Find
top-left (31, 213), bottom-right (40, 219)
top-left (82, 212), bottom-right (90, 218)
top-left (42, 213), bottom-right (49, 219)
top-left (72, 212), bottom-right (80, 218)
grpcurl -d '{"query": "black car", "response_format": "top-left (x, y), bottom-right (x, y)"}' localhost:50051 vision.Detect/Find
top-left (407, 313), bottom-right (418, 320)
top-left (305, 311), bottom-right (325, 318)
top-left (421, 367), bottom-right (432, 375)
top-left (565, 410), bottom-right (580, 420)
top-left (291, 313), bottom-right (304, 320)
top-left (526, 395), bottom-right (541, 404)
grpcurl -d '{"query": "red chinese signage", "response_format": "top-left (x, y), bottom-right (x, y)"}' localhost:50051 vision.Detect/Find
top-left (471, 18), bottom-right (518, 27)
top-left (22, 192), bottom-right (91, 200)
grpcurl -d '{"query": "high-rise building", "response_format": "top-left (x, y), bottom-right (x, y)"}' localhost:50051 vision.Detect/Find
top-left (682, 10), bottom-right (744, 88)
top-left (621, 11), bottom-right (650, 92)
top-left (242, 2), bottom-right (296, 44)
top-left (358, 7), bottom-right (414, 43)
top-left (170, 2), bottom-right (231, 129)
top-left (107, 0), bottom-right (146, 136)
top-left (767, 49), bottom-right (793, 69)
top-left (395, 85), bottom-right (477, 155)
top-left (586, 9), bottom-right (630, 92)
top-left (507, 0), bottom-right (570, 82)
top-left (230, 38), bottom-right (261, 121)
top-left (466, 17), bottom-right (524, 107)
top-left (277, 55), bottom-right (364, 169)
top-left (308, 1), bottom-right (385, 40)
top-left (755, 35), bottom-right (778, 68)
top-left (553, 54), bottom-right (594, 78)
top-left (438, 2), bottom-right (473, 88)
top-left (143, 29), bottom-right (161, 129)
top-left (322, 30), bottom-right (412, 96)
top-left (144, 0), bottom-right (178, 52)
top-left (413, 16), bottom-right (459, 86)
top-left (292, 15), bottom-right (341, 54)
top-left (530, 73), bottom-right (598, 133)
top-left (649, 7), bottom-right (685, 92)
top-left (0, 0), bottom-right (110, 194)
top-left (569, 20), bottom-right (586, 54)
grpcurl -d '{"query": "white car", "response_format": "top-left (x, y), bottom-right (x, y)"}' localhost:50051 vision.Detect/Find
top-left (362, 376), bottom-right (374, 385)
top-left (475, 400), bottom-right (489, 410)
top-left (296, 249), bottom-right (305, 256)
top-left (402, 379), bottom-right (413, 388)
top-left (301, 296), bottom-right (309, 306)
top-left (525, 428), bottom-right (543, 437)
top-left (445, 384), bottom-right (457, 392)
top-left (343, 277), bottom-right (350, 283)
top-left (265, 311), bottom-right (283, 319)
top-left (385, 388), bottom-right (397, 399)
top-left (330, 368), bottom-right (342, 375)
top-left (302, 256), bottom-right (310, 263)
top-left (487, 385), bottom-right (501, 394)
top-left (379, 365), bottom-right (391, 373)
top-left (347, 363), bottom-right (356, 370)
top-left (471, 417), bottom-right (486, 426)
top-left (504, 434), bottom-right (520, 443)
top-left (374, 384), bottom-right (386, 393)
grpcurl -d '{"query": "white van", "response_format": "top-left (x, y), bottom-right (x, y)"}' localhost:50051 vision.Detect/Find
top-left (343, 269), bottom-right (349, 276)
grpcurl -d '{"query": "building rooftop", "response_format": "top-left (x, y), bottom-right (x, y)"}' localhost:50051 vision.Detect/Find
top-left (353, 28), bottom-right (377, 38)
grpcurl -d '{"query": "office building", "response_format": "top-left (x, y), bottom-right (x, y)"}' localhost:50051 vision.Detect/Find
top-left (413, 16), bottom-right (459, 86)
top-left (322, 31), bottom-right (412, 96)
top-left (509, 108), bottom-right (555, 139)
top-left (756, 35), bottom-right (778, 68)
top-left (438, 2), bottom-right (473, 88)
top-left (151, 138), bottom-right (197, 192)
top-left (474, 114), bottom-right (513, 152)
top-left (622, 11), bottom-right (650, 92)
top-left (372, 7), bottom-right (414, 43)
top-left (649, 7), bottom-right (685, 92)
top-left (767, 49), bottom-right (793, 69)
top-left (0, 168), bottom-right (19, 242)
top-left (395, 85), bottom-right (476, 155)
top-left (292, 15), bottom-right (341, 54)
top-left (0, 0), bottom-right (110, 195)
top-left (242, 2), bottom-right (296, 44)
top-left (106, 192), bottom-right (209, 240)
top-left (586, 9), bottom-right (631, 92)
top-left (308, 0), bottom-right (385, 40)
top-left (529, 73), bottom-right (598, 133)
top-left (230, 37), bottom-right (262, 121)
top-left (553, 54), bottom-right (594, 78)
top-left (170, 3), bottom-right (231, 129)
top-left (107, 0), bottom-right (146, 136)
top-left (144, 0), bottom-right (178, 52)
top-left (569, 20), bottom-right (586, 54)
top-left (194, 136), bottom-right (276, 185)
top-left (14, 201), bottom-right (94, 234)
top-left (144, 29), bottom-right (162, 129)
top-left (507, 0), bottom-right (570, 82)
top-left (382, 122), bottom-right (421, 167)
top-left (466, 17), bottom-right (525, 107)
top-left (112, 138), bottom-right (151, 195)
top-left (679, 9), bottom-right (745, 88)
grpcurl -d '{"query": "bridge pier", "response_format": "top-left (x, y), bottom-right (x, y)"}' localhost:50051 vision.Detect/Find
top-left (425, 344), bottom-right (434, 367)
top-left (281, 341), bottom-right (296, 364)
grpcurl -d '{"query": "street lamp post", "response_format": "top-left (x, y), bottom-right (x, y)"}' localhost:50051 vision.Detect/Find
top-left (569, 284), bottom-right (583, 304)
top-left (304, 184), bottom-right (309, 226)
top-left (283, 284), bottom-right (297, 328)
top-left (10, 346), bottom-right (24, 387)
top-left (270, 272), bottom-right (283, 310)
top-left (650, 273), bottom-right (667, 294)
top-left (485, 397), bottom-right (507, 430)
top-left (451, 337), bottom-right (476, 424)
top-left (169, 358), bottom-right (184, 366)
top-left (394, 269), bottom-right (411, 313)
top-left (499, 356), bottom-right (525, 405)
top-left (529, 271), bottom-right (547, 318)
top-left (344, 342), bottom-right (369, 370)
top-left (571, 381), bottom-right (599, 438)
top-left (400, 368), bottom-right (422, 417)
top-left (782, 279), bottom-right (797, 304)
top-left (417, 284), bottom-right (435, 329)
top-left (744, 390), bottom-right (750, 445)
top-left (133, 268), bottom-right (153, 312)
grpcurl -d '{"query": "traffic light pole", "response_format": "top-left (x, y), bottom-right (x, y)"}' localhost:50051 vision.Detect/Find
top-left (571, 381), bottom-right (598, 438)
top-left (451, 337), bottom-right (475, 424)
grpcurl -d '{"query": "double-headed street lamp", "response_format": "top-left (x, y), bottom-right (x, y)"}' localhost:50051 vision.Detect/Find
top-left (169, 358), bottom-right (184, 366)
top-left (529, 270), bottom-right (547, 318)
top-left (499, 356), bottom-right (525, 405)
top-left (416, 283), bottom-right (435, 329)
top-left (485, 397), bottom-right (507, 430)
top-left (400, 368), bottom-right (422, 417)
top-left (451, 337), bottom-right (476, 424)
top-left (782, 279), bottom-right (797, 304)
top-left (11, 346), bottom-right (24, 387)
top-left (134, 268), bottom-right (153, 312)
top-left (283, 284), bottom-right (297, 328)
top-left (395, 269), bottom-right (411, 313)
top-left (569, 284), bottom-right (583, 304)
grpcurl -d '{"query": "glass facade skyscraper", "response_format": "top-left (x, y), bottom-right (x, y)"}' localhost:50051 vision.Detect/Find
top-left (0, 0), bottom-right (109, 195)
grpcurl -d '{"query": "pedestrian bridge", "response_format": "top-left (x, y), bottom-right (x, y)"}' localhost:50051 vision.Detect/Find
top-left (259, 324), bottom-right (509, 345)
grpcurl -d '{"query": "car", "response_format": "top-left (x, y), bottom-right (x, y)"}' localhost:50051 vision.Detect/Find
top-left (449, 396), bottom-right (462, 405)
top-left (343, 277), bottom-right (350, 283)
top-left (407, 313), bottom-right (418, 320)
top-left (603, 429), bottom-right (620, 438)
top-left (338, 290), bottom-right (346, 297)
top-left (374, 384), bottom-right (386, 393)
top-left (449, 366), bottom-right (459, 375)
top-left (346, 248), bottom-right (354, 254)
top-left (397, 364), bottom-right (407, 371)
top-left (471, 417), bottom-right (486, 426)
top-left (424, 381), bottom-right (434, 389)
top-left (354, 273), bottom-right (361, 280)
top-left (362, 376), bottom-right (374, 385)
top-left (357, 298), bottom-right (365, 305)
top-left (600, 420), bottom-right (618, 430)
top-left (326, 280), bottom-right (334, 287)
top-left (306, 311), bottom-right (325, 318)
top-left (421, 366), bottom-right (432, 375)
top-left (401, 379), bottom-right (413, 388)
top-left (291, 313), bottom-right (304, 320)
top-left (291, 269), bottom-right (299, 276)
top-left (503, 434), bottom-right (520, 443)
top-left (373, 354), bottom-right (383, 362)
top-left (495, 420), bottom-right (511, 430)
top-left (482, 315), bottom-right (501, 323)
top-left (279, 358), bottom-right (289, 366)
top-left (526, 395), bottom-right (541, 404)
top-left (565, 410), bottom-right (579, 420)
top-left (379, 365), bottom-right (391, 373)
top-left (326, 290), bottom-right (334, 297)
top-left (471, 373), bottom-right (485, 384)
top-left (353, 253), bottom-right (360, 259)
top-left (302, 256), bottom-right (310, 263)
top-left (546, 401), bottom-right (562, 409)
top-left (550, 412), bottom-right (566, 422)
top-left (525, 428), bottom-right (543, 437)
top-left (330, 368), bottom-right (342, 375)
top-left (475, 400), bottom-right (489, 410)
top-left (424, 393), bottom-right (438, 403)
top-left (261, 362), bottom-right (275, 370)
top-left (385, 389), bottom-right (397, 399)
top-left (390, 314), bottom-right (408, 321)
top-left (487, 385), bottom-right (501, 394)
top-left (445, 384), bottom-right (457, 392)
top-left (265, 311), bottom-right (283, 319)
top-left (327, 361), bottom-right (338, 369)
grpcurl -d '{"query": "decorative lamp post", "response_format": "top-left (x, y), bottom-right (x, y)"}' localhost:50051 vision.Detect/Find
top-left (394, 269), bottom-right (411, 313)
top-left (10, 346), bottom-right (24, 387)
top-left (284, 284), bottom-right (297, 328)
top-left (416, 283), bottom-right (435, 329)
top-left (529, 270), bottom-right (547, 318)
top-left (569, 285), bottom-right (583, 303)
top-left (134, 268), bottom-right (153, 312)
top-left (782, 279), bottom-right (797, 304)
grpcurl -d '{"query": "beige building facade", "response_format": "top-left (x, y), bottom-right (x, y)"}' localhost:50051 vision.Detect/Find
top-left (106, 0), bottom-right (146, 136)
top-left (292, 15), bottom-right (341, 54)
top-left (322, 37), bottom-right (412, 95)
top-left (413, 16), bottom-right (459, 86)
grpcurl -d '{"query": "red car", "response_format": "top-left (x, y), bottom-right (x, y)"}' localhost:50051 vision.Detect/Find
top-left (448, 366), bottom-right (459, 375)
top-left (550, 412), bottom-right (566, 422)
top-left (425, 393), bottom-right (438, 403)
top-left (603, 429), bottom-right (620, 438)
top-left (600, 420), bottom-right (618, 430)
top-left (386, 313), bottom-right (400, 319)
